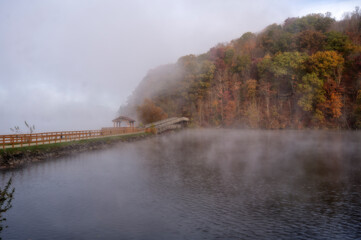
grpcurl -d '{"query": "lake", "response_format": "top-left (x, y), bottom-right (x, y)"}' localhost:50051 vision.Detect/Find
top-left (1, 129), bottom-right (361, 239)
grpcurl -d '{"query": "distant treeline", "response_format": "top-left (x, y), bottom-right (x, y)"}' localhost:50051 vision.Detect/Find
top-left (122, 8), bottom-right (361, 129)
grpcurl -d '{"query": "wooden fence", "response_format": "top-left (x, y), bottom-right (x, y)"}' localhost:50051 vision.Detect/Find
top-left (0, 127), bottom-right (144, 149)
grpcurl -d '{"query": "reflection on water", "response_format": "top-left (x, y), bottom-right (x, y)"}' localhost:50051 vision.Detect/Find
top-left (0, 177), bottom-right (15, 239)
top-left (1, 130), bottom-right (361, 239)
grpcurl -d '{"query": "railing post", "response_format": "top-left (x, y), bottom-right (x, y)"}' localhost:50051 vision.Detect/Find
top-left (0, 128), bottom-right (137, 149)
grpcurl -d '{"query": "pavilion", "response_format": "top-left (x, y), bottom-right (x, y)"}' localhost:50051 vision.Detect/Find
top-left (112, 116), bottom-right (135, 128)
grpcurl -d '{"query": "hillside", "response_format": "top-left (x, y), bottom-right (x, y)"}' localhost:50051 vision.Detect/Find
top-left (121, 8), bottom-right (361, 129)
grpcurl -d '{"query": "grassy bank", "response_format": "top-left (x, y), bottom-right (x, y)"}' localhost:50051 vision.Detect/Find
top-left (0, 132), bottom-right (152, 169)
top-left (0, 132), bottom-right (149, 154)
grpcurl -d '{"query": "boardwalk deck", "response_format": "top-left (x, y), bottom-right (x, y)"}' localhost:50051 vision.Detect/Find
top-left (0, 127), bottom-right (144, 149)
top-left (145, 117), bottom-right (189, 133)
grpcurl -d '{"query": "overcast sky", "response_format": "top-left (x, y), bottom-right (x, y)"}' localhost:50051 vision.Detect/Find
top-left (0, 0), bottom-right (359, 133)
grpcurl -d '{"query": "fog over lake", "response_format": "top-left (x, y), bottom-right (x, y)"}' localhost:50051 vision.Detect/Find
top-left (1, 129), bottom-right (361, 239)
top-left (0, 0), bottom-right (359, 133)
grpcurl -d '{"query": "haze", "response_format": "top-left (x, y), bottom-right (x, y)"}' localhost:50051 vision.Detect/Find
top-left (0, 0), bottom-right (358, 133)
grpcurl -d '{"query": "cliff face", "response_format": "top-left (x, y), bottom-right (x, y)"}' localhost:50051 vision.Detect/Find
top-left (123, 10), bottom-right (361, 129)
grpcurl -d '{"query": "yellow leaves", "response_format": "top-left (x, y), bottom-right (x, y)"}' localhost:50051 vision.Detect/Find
top-left (212, 100), bottom-right (218, 108)
top-left (313, 109), bottom-right (325, 124)
top-left (298, 95), bottom-right (313, 112)
top-left (308, 51), bottom-right (344, 83)
top-left (272, 51), bottom-right (308, 75)
top-left (246, 79), bottom-right (258, 99)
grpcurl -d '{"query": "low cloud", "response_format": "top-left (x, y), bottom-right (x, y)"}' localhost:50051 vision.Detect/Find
top-left (0, 0), bottom-right (358, 133)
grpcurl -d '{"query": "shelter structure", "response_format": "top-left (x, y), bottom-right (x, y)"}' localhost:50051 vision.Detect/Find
top-left (112, 116), bottom-right (135, 128)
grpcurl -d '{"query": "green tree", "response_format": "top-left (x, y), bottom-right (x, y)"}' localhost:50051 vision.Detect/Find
top-left (283, 13), bottom-right (334, 33)
top-left (324, 31), bottom-right (353, 54)
top-left (271, 52), bottom-right (307, 77)
top-left (260, 24), bottom-right (294, 54)
top-left (232, 55), bottom-right (251, 76)
top-left (297, 73), bottom-right (325, 113)
top-left (224, 48), bottom-right (235, 65)
top-left (268, 52), bottom-right (308, 95)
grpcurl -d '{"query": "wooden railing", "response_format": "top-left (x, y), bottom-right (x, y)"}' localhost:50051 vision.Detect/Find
top-left (0, 127), bottom-right (143, 149)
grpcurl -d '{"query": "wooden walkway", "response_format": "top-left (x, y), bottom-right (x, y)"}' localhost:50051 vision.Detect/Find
top-left (1, 117), bottom-right (189, 149)
top-left (145, 117), bottom-right (189, 134)
top-left (0, 127), bottom-right (144, 149)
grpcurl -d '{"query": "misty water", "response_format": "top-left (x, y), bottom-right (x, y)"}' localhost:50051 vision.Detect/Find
top-left (1, 129), bottom-right (361, 239)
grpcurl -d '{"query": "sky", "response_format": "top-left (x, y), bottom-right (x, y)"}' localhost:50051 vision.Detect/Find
top-left (0, 0), bottom-right (359, 133)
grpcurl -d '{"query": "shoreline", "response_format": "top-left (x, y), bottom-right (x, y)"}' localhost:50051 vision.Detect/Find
top-left (0, 132), bottom-right (153, 170)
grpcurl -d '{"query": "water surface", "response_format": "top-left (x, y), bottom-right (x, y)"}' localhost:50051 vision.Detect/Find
top-left (1, 130), bottom-right (361, 239)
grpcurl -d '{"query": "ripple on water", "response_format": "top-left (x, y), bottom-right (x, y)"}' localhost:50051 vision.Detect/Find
top-left (1, 130), bottom-right (361, 239)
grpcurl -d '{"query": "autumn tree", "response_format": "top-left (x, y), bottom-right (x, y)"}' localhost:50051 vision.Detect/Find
top-left (297, 51), bottom-right (345, 126)
top-left (338, 7), bottom-right (361, 44)
top-left (124, 11), bottom-right (361, 129)
top-left (307, 50), bottom-right (344, 85)
top-left (297, 73), bottom-right (325, 122)
top-left (324, 31), bottom-right (353, 54)
top-left (296, 30), bottom-right (326, 54)
top-left (318, 81), bottom-right (343, 119)
top-left (233, 32), bottom-right (257, 57)
top-left (232, 55), bottom-right (251, 78)
top-left (259, 81), bottom-right (275, 126)
top-left (244, 79), bottom-right (260, 128)
top-left (260, 24), bottom-right (294, 54)
top-left (270, 51), bottom-right (308, 94)
top-left (223, 90), bottom-right (237, 126)
top-left (136, 99), bottom-right (168, 124)
top-left (355, 90), bottom-right (361, 128)
top-left (283, 13), bottom-right (334, 33)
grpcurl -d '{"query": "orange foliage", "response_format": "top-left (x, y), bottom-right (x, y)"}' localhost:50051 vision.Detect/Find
top-left (124, 11), bottom-right (361, 129)
top-left (136, 99), bottom-right (168, 124)
top-left (318, 80), bottom-right (343, 119)
top-left (330, 92), bottom-right (343, 118)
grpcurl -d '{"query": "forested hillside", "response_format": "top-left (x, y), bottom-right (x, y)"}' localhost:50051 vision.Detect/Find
top-left (122, 8), bottom-right (361, 129)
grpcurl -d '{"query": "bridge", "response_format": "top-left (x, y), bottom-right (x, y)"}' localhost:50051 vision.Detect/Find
top-left (0, 128), bottom-right (143, 150)
top-left (0, 117), bottom-right (190, 149)
top-left (144, 117), bottom-right (189, 134)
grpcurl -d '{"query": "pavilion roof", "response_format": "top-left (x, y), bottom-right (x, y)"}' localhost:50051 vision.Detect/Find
top-left (112, 116), bottom-right (135, 123)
